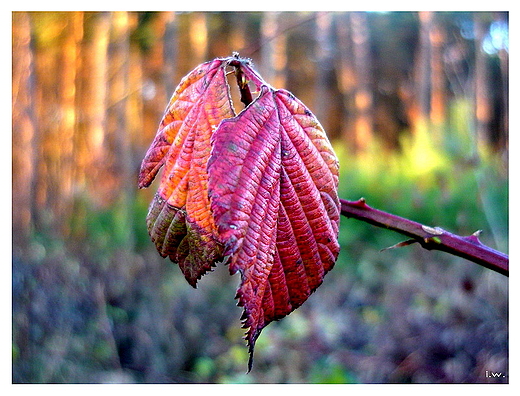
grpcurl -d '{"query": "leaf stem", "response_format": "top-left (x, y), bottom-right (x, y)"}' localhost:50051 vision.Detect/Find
top-left (340, 198), bottom-right (509, 277)
top-left (233, 65), bottom-right (253, 107)
top-left (228, 55), bottom-right (266, 106)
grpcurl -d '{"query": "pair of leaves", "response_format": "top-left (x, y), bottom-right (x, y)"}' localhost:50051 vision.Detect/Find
top-left (138, 55), bottom-right (340, 369)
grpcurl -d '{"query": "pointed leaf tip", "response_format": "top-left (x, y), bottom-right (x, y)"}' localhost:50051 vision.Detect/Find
top-left (208, 82), bottom-right (340, 356)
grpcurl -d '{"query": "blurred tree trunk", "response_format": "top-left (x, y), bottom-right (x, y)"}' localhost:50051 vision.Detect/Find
top-left (413, 11), bottom-right (433, 131)
top-left (429, 13), bottom-right (446, 136)
top-left (140, 13), bottom-right (171, 152)
top-left (163, 12), bottom-right (178, 97)
top-left (32, 14), bottom-right (54, 232)
top-left (57, 12), bottom-right (83, 236)
top-left (260, 12), bottom-right (287, 89)
top-left (314, 12), bottom-right (334, 124)
top-left (12, 12), bottom-right (36, 367)
top-left (75, 12), bottom-right (110, 205)
top-left (189, 12), bottom-right (208, 67)
top-left (229, 12), bottom-right (249, 55)
top-left (497, 13), bottom-right (509, 156)
top-left (12, 12), bottom-right (36, 244)
top-left (335, 12), bottom-right (357, 150)
top-left (107, 11), bottom-right (135, 247)
top-left (31, 12), bottom-right (83, 235)
top-left (473, 13), bottom-right (492, 154)
top-left (350, 11), bottom-right (373, 153)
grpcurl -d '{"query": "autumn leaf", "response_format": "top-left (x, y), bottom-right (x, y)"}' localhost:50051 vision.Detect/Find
top-left (208, 84), bottom-right (340, 362)
top-left (138, 58), bottom-right (235, 286)
top-left (139, 55), bottom-right (340, 369)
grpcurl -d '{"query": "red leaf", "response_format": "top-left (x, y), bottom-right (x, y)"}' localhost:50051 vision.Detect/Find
top-left (208, 82), bottom-right (340, 364)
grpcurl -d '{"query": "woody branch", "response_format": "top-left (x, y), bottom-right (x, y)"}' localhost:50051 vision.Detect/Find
top-left (340, 198), bottom-right (509, 277)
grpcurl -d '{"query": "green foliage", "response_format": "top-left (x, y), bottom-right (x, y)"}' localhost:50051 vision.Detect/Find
top-left (309, 358), bottom-right (358, 383)
top-left (335, 103), bottom-right (507, 260)
top-left (68, 192), bottom-right (152, 258)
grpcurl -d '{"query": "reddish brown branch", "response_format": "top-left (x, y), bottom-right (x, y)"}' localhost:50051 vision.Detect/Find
top-left (340, 198), bottom-right (509, 277)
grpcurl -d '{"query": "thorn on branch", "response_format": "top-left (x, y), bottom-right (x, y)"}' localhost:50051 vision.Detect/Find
top-left (352, 197), bottom-right (368, 208)
top-left (464, 230), bottom-right (484, 245)
top-left (380, 239), bottom-right (417, 252)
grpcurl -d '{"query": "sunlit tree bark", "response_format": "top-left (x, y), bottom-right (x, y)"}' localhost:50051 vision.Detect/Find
top-left (30, 12), bottom-right (83, 235)
top-left (75, 12), bottom-right (110, 201)
top-left (57, 12), bottom-right (83, 234)
top-left (31, 13), bottom-right (54, 231)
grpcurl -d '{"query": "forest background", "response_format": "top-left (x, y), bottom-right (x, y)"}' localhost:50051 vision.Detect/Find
top-left (12, 11), bottom-right (508, 383)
